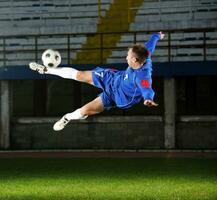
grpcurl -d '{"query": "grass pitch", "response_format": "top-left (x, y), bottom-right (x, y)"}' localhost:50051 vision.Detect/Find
top-left (0, 157), bottom-right (217, 200)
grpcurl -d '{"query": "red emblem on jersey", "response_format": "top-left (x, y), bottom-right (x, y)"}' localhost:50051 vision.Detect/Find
top-left (141, 80), bottom-right (150, 88)
top-left (111, 68), bottom-right (117, 72)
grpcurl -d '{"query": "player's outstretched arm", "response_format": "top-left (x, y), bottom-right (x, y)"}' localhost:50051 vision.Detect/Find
top-left (145, 31), bottom-right (165, 56)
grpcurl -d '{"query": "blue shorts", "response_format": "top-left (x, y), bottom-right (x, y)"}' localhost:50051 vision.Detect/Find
top-left (92, 67), bottom-right (116, 109)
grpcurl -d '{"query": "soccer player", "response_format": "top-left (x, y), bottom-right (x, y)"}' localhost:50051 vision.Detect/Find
top-left (29, 32), bottom-right (165, 131)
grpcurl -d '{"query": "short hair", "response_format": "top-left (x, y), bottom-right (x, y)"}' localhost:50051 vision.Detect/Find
top-left (129, 44), bottom-right (149, 64)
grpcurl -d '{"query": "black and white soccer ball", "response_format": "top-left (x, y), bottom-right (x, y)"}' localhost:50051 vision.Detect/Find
top-left (42, 49), bottom-right (61, 68)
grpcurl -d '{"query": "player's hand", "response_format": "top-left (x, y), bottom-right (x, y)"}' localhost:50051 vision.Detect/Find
top-left (159, 31), bottom-right (165, 40)
top-left (144, 100), bottom-right (159, 107)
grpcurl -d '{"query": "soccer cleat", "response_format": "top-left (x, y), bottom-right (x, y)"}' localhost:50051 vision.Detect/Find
top-left (29, 62), bottom-right (47, 74)
top-left (53, 115), bottom-right (70, 131)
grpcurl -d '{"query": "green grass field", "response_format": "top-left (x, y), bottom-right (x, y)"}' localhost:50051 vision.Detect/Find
top-left (0, 157), bottom-right (217, 200)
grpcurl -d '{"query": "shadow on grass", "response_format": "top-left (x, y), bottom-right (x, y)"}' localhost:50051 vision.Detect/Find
top-left (0, 158), bottom-right (217, 179)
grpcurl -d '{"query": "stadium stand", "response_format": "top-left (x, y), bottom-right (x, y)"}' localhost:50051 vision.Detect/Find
top-left (1, 0), bottom-right (217, 66)
top-left (0, 0), bottom-right (112, 66)
top-left (108, 0), bottom-right (217, 63)
top-left (108, 30), bottom-right (217, 63)
top-left (131, 0), bottom-right (217, 30)
top-left (0, 0), bottom-right (112, 35)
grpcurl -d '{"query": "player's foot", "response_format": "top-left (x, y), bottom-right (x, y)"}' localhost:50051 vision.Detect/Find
top-left (29, 62), bottom-right (47, 74)
top-left (53, 115), bottom-right (70, 131)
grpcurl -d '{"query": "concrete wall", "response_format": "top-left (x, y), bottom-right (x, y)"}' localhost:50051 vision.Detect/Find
top-left (11, 117), bottom-right (164, 150)
top-left (3, 74), bottom-right (217, 150)
top-left (9, 117), bottom-right (217, 150)
top-left (176, 121), bottom-right (217, 149)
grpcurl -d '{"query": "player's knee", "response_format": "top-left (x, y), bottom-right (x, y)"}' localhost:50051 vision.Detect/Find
top-left (76, 71), bottom-right (83, 81)
top-left (76, 71), bottom-right (92, 84)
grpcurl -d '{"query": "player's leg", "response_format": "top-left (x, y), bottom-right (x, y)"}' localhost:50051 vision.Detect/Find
top-left (53, 96), bottom-right (104, 131)
top-left (46, 68), bottom-right (94, 85)
top-left (29, 62), bottom-right (93, 85)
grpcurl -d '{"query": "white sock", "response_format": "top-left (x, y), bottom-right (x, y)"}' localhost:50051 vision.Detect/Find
top-left (45, 67), bottom-right (78, 80)
top-left (65, 109), bottom-right (88, 120)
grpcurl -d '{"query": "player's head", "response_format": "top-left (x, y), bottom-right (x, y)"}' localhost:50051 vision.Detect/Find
top-left (126, 44), bottom-right (149, 69)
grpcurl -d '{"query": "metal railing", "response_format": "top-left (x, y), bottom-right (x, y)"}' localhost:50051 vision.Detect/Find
top-left (0, 28), bottom-right (217, 67)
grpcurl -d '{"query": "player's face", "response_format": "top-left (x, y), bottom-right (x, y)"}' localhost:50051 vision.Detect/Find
top-left (126, 48), bottom-right (137, 68)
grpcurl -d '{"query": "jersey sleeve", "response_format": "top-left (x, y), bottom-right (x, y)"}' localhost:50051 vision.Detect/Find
top-left (145, 33), bottom-right (161, 56)
top-left (135, 72), bottom-right (155, 100)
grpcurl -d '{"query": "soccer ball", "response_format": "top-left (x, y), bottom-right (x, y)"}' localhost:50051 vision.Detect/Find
top-left (42, 49), bottom-right (61, 68)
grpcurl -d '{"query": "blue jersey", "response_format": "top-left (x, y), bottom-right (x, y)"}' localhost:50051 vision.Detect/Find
top-left (92, 33), bottom-right (161, 109)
